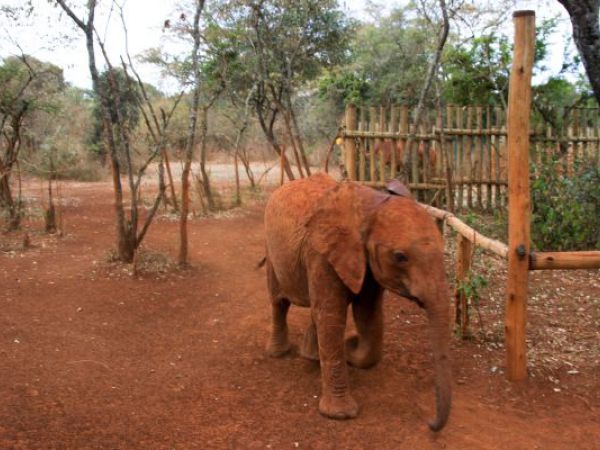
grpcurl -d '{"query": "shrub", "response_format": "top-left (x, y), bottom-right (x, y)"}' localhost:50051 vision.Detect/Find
top-left (531, 156), bottom-right (600, 251)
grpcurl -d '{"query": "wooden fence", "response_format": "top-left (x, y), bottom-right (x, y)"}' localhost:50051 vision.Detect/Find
top-left (413, 11), bottom-right (600, 382)
top-left (341, 103), bottom-right (600, 211)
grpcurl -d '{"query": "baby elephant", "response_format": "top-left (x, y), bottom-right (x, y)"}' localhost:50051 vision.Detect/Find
top-left (263, 173), bottom-right (451, 431)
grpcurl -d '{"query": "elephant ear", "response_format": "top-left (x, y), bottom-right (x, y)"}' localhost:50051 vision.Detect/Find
top-left (307, 183), bottom-right (366, 294)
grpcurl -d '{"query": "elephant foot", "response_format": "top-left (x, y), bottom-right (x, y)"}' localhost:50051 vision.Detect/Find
top-left (345, 335), bottom-right (381, 369)
top-left (300, 323), bottom-right (319, 361)
top-left (266, 338), bottom-right (292, 358)
top-left (318, 394), bottom-right (359, 420)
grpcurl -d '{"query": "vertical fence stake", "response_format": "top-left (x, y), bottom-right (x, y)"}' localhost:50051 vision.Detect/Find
top-left (505, 10), bottom-right (535, 382)
top-left (344, 104), bottom-right (358, 181)
top-left (455, 233), bottom-right (473, 338)
top-left (369, 107), bottom-right (378, 182)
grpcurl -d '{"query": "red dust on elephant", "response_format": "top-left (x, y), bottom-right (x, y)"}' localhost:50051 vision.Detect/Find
top-left (262, 173), bottom-right (452, 431)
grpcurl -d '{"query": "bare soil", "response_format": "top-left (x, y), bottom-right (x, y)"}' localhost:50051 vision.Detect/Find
top-left (1, 176), bottom-right (599, 449)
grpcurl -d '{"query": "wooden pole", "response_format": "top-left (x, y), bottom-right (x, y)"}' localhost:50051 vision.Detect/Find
top-left (486, 106), bottom-right (493, 210)
top-left (476, 106), bottom-right (483, 209)
top-left (379, 106), bottom-right (386, 183)
top-left (505, 10), bottom-right (535, 382)
top-left (400, 106), bottom-right (409, 180)
top-left (344, 104), bottom-right (358, 180)
top-left (359, 108), bottom-right (366, 181)
top-left (369, 107), bottom-right (377, 182)
top-left (457, 107), bottom-right (464, 211)
top-left (455, 234), bottom-right (473, 338)
top-left (421, 203), bottom-right (509, 258)
top-left (390, 106), bottom-right (399, 179)
top-left (530, 251), bottom-right (600, 270)
top-left (466, 106), bottom-right (473, 209)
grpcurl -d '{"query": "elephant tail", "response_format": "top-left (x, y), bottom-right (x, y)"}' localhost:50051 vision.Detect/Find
top-left (256, 256), bottom-right (267, 270)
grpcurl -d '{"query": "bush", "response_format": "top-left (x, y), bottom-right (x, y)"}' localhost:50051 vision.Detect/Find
top-left (531, 157), bottom-right (600, 251)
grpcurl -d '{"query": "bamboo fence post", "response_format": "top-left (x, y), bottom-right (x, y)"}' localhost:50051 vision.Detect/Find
top-left (421, 122), bottom-right (429, 189)
top-left (457, 107), bottom-right (464, 211)
top-left (455, 233), bottom-right (473, 337)
top-left (505, 10), bottom-right (535, 382)
top-left (400, 106), bottom-right (409, 181)
top-left (436, 108), bottom-right (443, 180)
top-left (435, 108), bottom-right (444, 207)
top-left (344, 104), bottom-right (358, 180)
top-left (359, 107), bottom-right (366, 181)
top-left (379, 106), bottom-right (386, 183)
top-left (390, 106), bottom-right (399, 179)
top-left (411, 110), bottom-right (419, 187)
top-left (369, 107), bottom-right (378, 182)
top-left (466, 106), bottom-right (473, 209)
top-left (486, 106), bottom-right (493, 210)
top-left (476, 106), bottom-right (483, 209)
top-left (494, 107), bottom-right (503, 208)
top-left (446, 105), bottom-right (455, 212)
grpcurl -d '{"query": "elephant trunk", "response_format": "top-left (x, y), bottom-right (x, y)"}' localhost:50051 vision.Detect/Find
top-left (425, 286), bottom-right (452, 432)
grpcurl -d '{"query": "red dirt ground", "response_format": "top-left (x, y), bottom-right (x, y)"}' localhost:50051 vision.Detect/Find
top-left (1, 179), bottom-right (599, 449)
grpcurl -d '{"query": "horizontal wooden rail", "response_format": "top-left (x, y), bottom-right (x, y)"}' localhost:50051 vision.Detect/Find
top-left (362, 181), bottom-right (446, 190)
top-left (344, 129), bottom-right (600, 141)
top-left (529, 251), bottom-right (600, 270)
top-left (420, 204), bottom-right (509, 259)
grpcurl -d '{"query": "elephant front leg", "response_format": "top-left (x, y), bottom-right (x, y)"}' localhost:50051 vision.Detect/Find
top-left (346, 285), bottom-right (384, 369)
top-left (313, 303), bottom-right (358, 419)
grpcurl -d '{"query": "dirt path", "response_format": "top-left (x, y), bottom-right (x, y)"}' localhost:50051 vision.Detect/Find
top-left (1, 180), bottom-right (599, 449)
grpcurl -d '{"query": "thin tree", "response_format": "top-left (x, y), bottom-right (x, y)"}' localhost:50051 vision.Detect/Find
top-left (402, 0), bottom-right (450, 181)
top-left (55, 0), bottom-right (178, 262)
top-left (178, 0), bottom-right (205, 267)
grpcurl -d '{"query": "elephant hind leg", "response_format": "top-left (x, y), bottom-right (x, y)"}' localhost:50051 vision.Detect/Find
top-left (266, 261), bottom-right (292, 357)
top-left (266, 298), bottom-right (292, 357)
top-left (300, 321), bottom-right (319, 361)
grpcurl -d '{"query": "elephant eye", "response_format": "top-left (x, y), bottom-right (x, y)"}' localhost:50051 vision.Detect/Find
top-left (393, 251), bottom-right (408, 263)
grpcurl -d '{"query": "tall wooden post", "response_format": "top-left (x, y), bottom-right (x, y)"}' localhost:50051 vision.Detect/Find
top-left (344, 104), bottom-right (358, 180)
top-left (455, 234), bottom-right (473, 338)
top-left (505, 10), bottom-right (535, 381)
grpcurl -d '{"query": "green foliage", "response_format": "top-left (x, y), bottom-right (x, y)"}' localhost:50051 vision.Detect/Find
top-left (0, 55), bottom-right (64, 118)
top-left (531, 157), bottom-right (600, 251)
top-left (318, 71), bottom-right (370, 108)
top-left (442, 34), bottom-right (511, 105)
top-left (317, 6), bottom-right (430, 107)
top-left (457, 271), bottom-right (488, 308)
top-left (88, 68), bottom-right (145, 162)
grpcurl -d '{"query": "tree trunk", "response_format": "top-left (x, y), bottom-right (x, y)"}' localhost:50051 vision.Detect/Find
top-left (45, 160), bottom-right (57, 234)
top-left (178, 0), bottom-right (205, 267)
top-left (256, 107), bottom-right (295, 180)
top-left (557, 0), bottom-right (600, 105)
top-left (402, 0), bottom-right (450, 182)
top-left (198, 106), bottom-right (216, 211)
top-left (286, 95), bottom-right (311, 176)
top-left (0, 172), bottom-right (19, 230)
